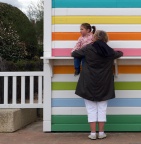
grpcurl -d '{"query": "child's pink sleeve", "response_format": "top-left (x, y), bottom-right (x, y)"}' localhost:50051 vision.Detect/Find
top-left (71, 37), bottom-right (82, 52)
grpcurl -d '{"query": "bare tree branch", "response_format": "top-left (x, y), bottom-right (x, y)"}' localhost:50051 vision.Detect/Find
top-left (27, 0), bottom-right (44, 21)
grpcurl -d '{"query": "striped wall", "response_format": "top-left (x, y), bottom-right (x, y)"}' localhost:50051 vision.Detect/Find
top-left (51, 0), bottom-right (141, 131)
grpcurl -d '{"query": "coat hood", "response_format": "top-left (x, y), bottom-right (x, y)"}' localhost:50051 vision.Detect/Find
top-left (92, 40), bottom-right (115, 57)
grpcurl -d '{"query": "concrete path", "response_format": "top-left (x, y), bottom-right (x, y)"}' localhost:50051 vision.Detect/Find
top-left (0, 120), bottom-right (141, 144)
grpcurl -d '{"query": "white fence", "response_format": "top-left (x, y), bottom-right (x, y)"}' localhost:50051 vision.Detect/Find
top-left (0, 72), bottom-right (44, 108)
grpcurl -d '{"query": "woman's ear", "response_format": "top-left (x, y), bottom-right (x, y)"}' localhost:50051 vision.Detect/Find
top-left (93, 35), bottom-right (97, 42)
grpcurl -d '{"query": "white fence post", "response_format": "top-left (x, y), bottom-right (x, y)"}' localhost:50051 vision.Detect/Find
top-left (43, 59), bottom-right (52, 132)
top-left (4, 77), bottom-right (8, 104)
top-left (21, 76), bottom-right (25, 104)
top-left (12, 76), bottom-right (17, 104)
top-left (43, 0), bottom-right (52, 132)
top-left (38, 76), bottom-right (42, 104)
top-left (30, 76), bottom-right (34, 104)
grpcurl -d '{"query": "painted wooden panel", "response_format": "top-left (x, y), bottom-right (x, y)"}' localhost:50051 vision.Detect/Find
top-left (52, 123), bottom-right (141, 131)
top-left (52, 98), bottom-right (141, 107)
top-left (46, 0), bottom-right (141, 132)
top-left (52, 115), bottom-right (141, 124)
top-left (52, 90), bottom-right (141, 98)
top-left (52, 8), bottom-right (141, 16)
top-left (52, 74), bottom-right (141, 82)
top-left (52, 24), bottom-right (141, 32)
top-left (52, 32), bottom-right (141, 40)
top-left (52, 82), bottom-right (141, 90)
top-left (52, 107), bottom-right (141, 115)
top-left (51, 115), bottom-right (141, 131)
top-left (52, 48), bottom-right (141, 57)
top-left (52, 0), bottom-right (141, 8)
top-left (52, 41), bottom-right (141, 48)
top-left (52, 16), bottom-right (141, 24)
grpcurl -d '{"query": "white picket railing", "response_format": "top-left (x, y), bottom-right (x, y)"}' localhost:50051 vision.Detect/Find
top-left (0, 72), bottom-right (44, 108)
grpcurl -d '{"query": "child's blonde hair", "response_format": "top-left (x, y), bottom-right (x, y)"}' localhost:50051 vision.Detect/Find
top-left (94, 30), bottom-right (109, 43)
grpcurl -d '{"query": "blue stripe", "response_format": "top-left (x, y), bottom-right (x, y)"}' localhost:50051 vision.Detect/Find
top-left (52, 98), bottom-right (141, 107)
top-left (52, 0), bottom-right (141, 8)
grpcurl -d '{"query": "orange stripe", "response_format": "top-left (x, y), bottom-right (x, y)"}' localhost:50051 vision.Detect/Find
top-left (52, 32), bottom-right (81, 40)
top-left (52, 32), bottom-right (141, 40)
top-left (53, 66), bottom-right (74, 74)
top-left (53, 65), bottom-right (141, 74)
top-left (108, 32), bottom-right (141, 40)
top-left (118, 65), bottom-right (141, 74)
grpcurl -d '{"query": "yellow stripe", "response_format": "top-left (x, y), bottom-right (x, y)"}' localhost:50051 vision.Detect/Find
top-left (54, 65), bottom-right (141, 74)
top-left (52, 16), bottom-right (141, 24)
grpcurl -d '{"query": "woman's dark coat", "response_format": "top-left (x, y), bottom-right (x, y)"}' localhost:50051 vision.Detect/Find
top-left (71, 41), bottom-right (123, 101)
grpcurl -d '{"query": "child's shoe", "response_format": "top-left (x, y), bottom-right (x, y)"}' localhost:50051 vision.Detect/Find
top-left (74, 69), bottom-right (80, 76)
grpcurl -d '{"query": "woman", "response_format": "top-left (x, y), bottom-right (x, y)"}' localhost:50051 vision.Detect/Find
top-left (71, 30), bottom-right (123, 140)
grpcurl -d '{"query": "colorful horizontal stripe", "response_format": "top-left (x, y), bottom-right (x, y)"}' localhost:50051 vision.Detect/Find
top-left (52, 115), bottom-right (141, 131)
top-left (52, 16), bottom-right (141, 24)
top-left (52, 98), bottom-right (141, 107)
top-left (52, 74), bottom-right (141, 82)
top-left (52, 115), bottom-right (141, 124)
top-left (52, 82), bottom-right (141, 90)
top-left (52, 107), bottom-right (141, 115)
top-left (52, 123), bottom-right (141, 131)
top-left (52, 41), bottom-right (141, 48)
top-left (52, 24), bottom-right (141, 32)
top-left (118, 65), bottom-right (141, 73)
top-left (52, 0), bottom-right (141, 8)
top-left (52, 48), bottom-right (141, 57)
top-left (52, 90), bottom-right (141, 98)
top-left (52, 32), bottom-right (141, 40)
top-left (52, 8), bottom-right (141, 16)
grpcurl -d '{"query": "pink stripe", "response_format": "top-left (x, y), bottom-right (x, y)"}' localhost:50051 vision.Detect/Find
top-left (52, 48), bottom-right (72, 56)
top-left (114, 48), bottom-right (141, 56)
top-left (52, 48), bottom-right (141, 57)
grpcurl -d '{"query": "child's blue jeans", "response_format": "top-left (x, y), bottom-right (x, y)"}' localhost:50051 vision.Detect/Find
top-left (74, 57), bottom-right (85, 71)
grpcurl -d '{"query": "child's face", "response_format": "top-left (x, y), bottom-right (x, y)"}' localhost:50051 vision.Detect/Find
top-left (80, 26), bottom-right (90, 36)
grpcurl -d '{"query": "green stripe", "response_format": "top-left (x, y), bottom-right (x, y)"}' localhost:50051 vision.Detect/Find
top-left (52, 115), bottom-right (141, 124)
top-left (115, 82), bottom-right (141, 90)
top-left (52, 124), bottom-right (141, 131)
top-left (52, 82), bottom-right (141, 90)
top-left (52, 0), bottom-right (141, 8)
top-left (52, 115), bottom-right (141, 131)
top-left (52, 82), bottom-right (77, 90)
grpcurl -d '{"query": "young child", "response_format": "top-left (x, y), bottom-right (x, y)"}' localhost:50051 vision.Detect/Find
top-left (71, 23), bottom-right (96, 76)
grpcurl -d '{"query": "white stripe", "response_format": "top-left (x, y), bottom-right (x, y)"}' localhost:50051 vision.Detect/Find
top-left (52, 74), bottom-right (78, 82)
top-left (52, 74), bottom-right (141, 82)
top-left (114, 74), bottom-right (141, 82)
top-left (53, 59), bottom-right (73, 65)
top-left (53, 59), bottom-right (141, 66)
top-left (52, 107), bottom-right (141, 115)
top-left (52, 8), bottom-right (141, 16)
top-left (118, 59), bottom-right (141, 65)
top-left (52, 24), bottom-right (141, 32)
top-left (52, 41), bottom-right (141, 48)
top-left (52, 90), bottom-right (141, 99)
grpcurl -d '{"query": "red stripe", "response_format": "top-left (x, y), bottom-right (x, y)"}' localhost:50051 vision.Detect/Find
top-left (52, 48), bottom-right (141, 57)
